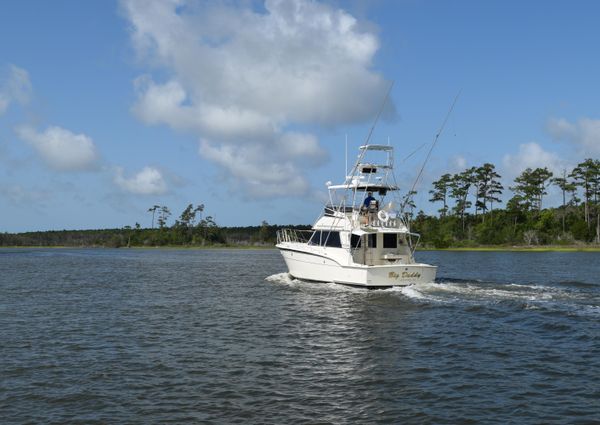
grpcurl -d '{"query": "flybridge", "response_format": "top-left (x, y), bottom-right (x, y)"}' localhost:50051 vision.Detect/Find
top-left (327, 143), bottom-right (398, 193)
top-left (356, 144), bottom-right (394, 168)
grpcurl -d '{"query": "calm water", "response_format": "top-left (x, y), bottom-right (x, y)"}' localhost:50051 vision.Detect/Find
top-left (1, 248), bottom-right (599, 424)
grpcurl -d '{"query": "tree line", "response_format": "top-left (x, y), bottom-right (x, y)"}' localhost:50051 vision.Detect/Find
top-left (2, 158), bottom-right (599, 248)
top-left (0, 202), bottom-right (309, 248)
top-left (411, 158), bottom-right (600, 247)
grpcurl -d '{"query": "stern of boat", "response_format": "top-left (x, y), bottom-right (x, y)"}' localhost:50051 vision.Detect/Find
top-left (364, 264), bottom-right (437, 287)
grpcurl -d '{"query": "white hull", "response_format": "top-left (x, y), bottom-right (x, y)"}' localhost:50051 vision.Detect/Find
top-left (278, 244), bottom-right (437, 288)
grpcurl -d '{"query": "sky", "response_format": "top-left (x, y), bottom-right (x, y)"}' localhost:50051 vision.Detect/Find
top-left (1, 0), bottom-right (600, 232)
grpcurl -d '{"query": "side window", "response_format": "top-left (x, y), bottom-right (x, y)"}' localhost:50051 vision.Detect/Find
top-left (308, 231), bottom-right (321, 245)
top-left (383, 233), bottom-right (397, 248)
top-left (368, 233), bottom-right (377, 248)
top-left (350, 234), bottom-right (362, 249)
top-left (323, 231), bottom-right (342, 248)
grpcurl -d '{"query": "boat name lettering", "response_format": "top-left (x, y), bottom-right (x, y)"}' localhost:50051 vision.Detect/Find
top-left (388, 271), bottom-right (422, 279)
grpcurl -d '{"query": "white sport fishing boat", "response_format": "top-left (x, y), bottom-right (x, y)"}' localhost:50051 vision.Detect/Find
top-left (276, 143), bottom-right (437, 288)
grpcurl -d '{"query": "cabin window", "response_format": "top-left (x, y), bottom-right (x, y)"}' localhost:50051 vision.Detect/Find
top-left (368, 233), bottom-right (377, 248)
top-left (383, 233), bottom-right (397, 248)
top-left (350, 234), bottom-right (362, 249)
top-left (308, 231), bottom-right (342, 247)
top-left (322, 231), bottom-right (342, 248)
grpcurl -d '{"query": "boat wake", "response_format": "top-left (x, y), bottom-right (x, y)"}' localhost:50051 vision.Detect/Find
top-left (392, 279), bottom-right (600, 317)
top-left (265, 272), bottom-right (298, 285)
top-left (266, 273), bottom-right (599, 317)
top-left (265, 273), bottom-right (369, 293)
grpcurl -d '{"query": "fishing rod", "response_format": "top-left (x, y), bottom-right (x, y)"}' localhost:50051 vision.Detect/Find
top-left (400, 90), bottom-right (462, 212)
top-left (402, 142), bottom-right (428, 163)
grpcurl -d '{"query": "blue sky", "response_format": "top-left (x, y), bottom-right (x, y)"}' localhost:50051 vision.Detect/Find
top-left (1, 0), bottom-right (599, 232)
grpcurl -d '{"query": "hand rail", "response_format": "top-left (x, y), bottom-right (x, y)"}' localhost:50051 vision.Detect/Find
top-left (276, 229), bottom-right (313, 244)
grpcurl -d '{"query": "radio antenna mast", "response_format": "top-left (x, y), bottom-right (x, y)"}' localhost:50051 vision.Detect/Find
top-left (349, 81), bottom-right (395, 179)
top-left (345, 133), bottom-right (348, 178)
top-left (363, 81), bottom-right (394, 147)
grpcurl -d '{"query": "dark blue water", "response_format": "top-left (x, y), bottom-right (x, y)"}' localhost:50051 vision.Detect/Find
top-left (1, 248), bottom-right (599, 424)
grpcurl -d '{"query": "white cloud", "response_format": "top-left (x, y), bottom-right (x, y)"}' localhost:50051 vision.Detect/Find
top-left (279, 132), bottom-right (328, 160)
top-left (547, 117), bottom-right (600, 156)
top-left (122, 0), bottom-right (391, 198)
top-left (132, 76), bottom-right (276, 140)
top-left (0, 64), bottom-right (32, 115)
top-left (114, 166), bottom-right (168, 195)
top-left (199, 140), bottom-right (310, 198)
top-left (502, 142), bottom-right (566, 178)
top-left (16, 125), bottom-right (99, 171)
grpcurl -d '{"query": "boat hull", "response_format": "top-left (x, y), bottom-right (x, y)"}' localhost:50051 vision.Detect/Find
top-left (278, 246), bottom-right (437, 288)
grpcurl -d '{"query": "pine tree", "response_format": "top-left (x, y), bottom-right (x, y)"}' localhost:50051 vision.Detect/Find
top-left (510, 167), bottom-right (553, 211)
top-left (402, 190), bottom-right (418, 221)
top-left (475, 163), bottom-right (503, 222)
top-left (449, 168), bottom-right (476, 232)
top-left (552, 170), bottom-right (577, 233)
top-left (570, 159), bottom-right (600, 229)
top-left (157, 206), bottom-right (171, 229)
top-left (148, 205), bottom-right (160, 229)
top-left (429, 173), bottom-right (452, 217)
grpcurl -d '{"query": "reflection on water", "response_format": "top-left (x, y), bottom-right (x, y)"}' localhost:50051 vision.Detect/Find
top-left (1, 248), bottom-right (599, 424)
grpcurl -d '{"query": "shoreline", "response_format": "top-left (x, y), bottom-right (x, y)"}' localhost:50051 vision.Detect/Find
top-left (0, 245), bottom-right (275, 250)
top-left (418, 245), bottom-right (600, 252)
top-left (2, 244), bottom-right (600, 252)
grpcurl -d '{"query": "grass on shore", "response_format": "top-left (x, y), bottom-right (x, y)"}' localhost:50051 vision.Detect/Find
top-left (0, 244), bottom-right (275, 250)
top-left (420, 245), bottom-right (600, 252)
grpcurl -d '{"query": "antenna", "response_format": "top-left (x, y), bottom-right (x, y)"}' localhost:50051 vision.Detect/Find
top-left (349, 81), bottom-right (395, 179)
top-left (345, 133), bottom-right (348, 179)
top-left (402, 90), bottom-right (462, 211)
top-left (363, 81), bottom-right (394, 147)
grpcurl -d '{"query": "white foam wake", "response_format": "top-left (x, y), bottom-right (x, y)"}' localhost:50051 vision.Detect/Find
top-left (265, 275), bottom-right (599, 316)
top-left (265, 272), bottom-right (296, 285)
top-left (391, 280), bottom-right (600, 316)
top-left (265, 273), bottom-right (372, 294)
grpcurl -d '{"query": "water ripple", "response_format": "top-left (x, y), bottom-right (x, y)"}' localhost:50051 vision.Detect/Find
top-left (1, 249), bottom-right (599, 424)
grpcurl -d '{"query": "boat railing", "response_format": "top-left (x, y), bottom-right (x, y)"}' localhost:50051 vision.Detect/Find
top-left (324, 205), bottom-right (354, 217)
top-left (276, 228), bottom-right (314, 244)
